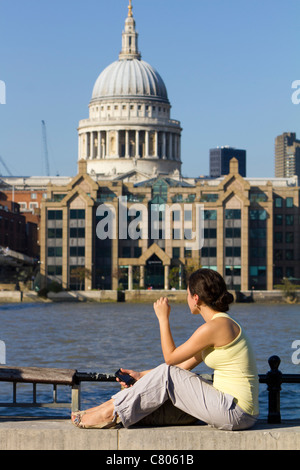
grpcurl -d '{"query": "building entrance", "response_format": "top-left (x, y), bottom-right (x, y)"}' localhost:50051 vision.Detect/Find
top-left (145, 254), bottom-right (164, 289)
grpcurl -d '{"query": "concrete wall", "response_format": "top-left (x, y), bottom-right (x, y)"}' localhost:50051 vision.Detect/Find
top-left (0, 419), bottom-right (299, 450)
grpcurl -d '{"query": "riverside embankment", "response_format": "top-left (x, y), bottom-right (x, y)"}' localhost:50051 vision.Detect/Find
top-left (0, 289), bottom-right (297, 303)
top-left (0, 418), bottom-right (299, 450)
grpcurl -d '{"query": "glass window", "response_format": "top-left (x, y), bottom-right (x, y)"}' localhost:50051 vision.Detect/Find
top-left (184, 228), bottom-right (192, 240)
top-left (134, 247), bottom-right (142, 258)
top-left (184, 247), bottom-right (192, 258)
top-left (172, 210), bottom-right (181, 222)
top-left (70, 227), bottom-right (85, 238)
top-left (274, 266), bottom-right (283, 279)
top-left (47, 210), bottom-right (62, 220)
top-left (184, 210), bottom-right (192, 222)
top-left (47, 266), bottom-right (62, 276)
top-left (70, 247), bottom-right (85, 257)
top-left (250, 228), bottom-right (266, 239)
top-left (70, 209), bottom-right (85, 219)
top-left (47, 228), bottom-right (62, 239)
top-left (274, 232), bottom-right (283, 243)
top-left (202, 210), bottom-right (217, 220)
top-left (173, 228), bottom-right (181, 240)
top-left (285, 249), bottom-right (294, 260)
top-left (274, 214), bottom-right (283, 226)
top-left (172, 247), bottom-right (180, 259)
top-left (286, 197), bottom-right (293, 208)
top-left (204, 228), bottom-right (217, 238)
top-left (250, 192), bottom-right (268, 202)
top-left (201, 247), bottom-right (217, 257)
top-left (225, 209), bottom-right (241, 219)
top-left (274, 197), bottom-right (283, 208)
top-left (48, 247), bottom-right (62, 257)
top-left (250, 210), bottom-right (267, 220)
top-left (250, 266), bottom-right (266, 276)
top-left (225, 247), bottom-right (241, 257)
top-left (285, 232), bottom-right (294, 243)
top-left (250, 246), bottom-right (266, 258)
top-left (285, 215), bottom-right (294, 226)
top-left (286, 267), bottom-right (294, 278)
top-left (200, 193), bottom-right (219, 202)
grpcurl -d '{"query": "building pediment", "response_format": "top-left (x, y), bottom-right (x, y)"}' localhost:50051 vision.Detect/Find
top-left (61, 186), bottom-right (94, 207)
top-left (112, 169), bottom-right (151, 184)
top-left (139, 243), bottom-right (171, 266)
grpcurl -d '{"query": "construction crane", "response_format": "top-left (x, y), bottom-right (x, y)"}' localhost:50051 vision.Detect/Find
top-left (41, 120), bottom-right (50, 176)
top-left (0, 155), bottom-right (13, 176)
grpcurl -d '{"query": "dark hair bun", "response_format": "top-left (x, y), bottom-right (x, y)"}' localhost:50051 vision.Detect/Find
top-left (212, 291), bottom-right (234, 312)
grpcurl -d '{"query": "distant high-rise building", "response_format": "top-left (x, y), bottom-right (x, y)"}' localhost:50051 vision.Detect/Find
top-left (209, 147), bottom-right (246, 177)
top-left (275, 132), bottom-right (300, 178)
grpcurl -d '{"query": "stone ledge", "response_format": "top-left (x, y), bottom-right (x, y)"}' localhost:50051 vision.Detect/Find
top-left (0, 418), bottom-right (299, 450)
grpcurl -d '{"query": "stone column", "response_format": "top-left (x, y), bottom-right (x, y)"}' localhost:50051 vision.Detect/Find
top-left (78, 134), bottom-right (82, 160)
top-left (106, 131), bottom-right (110, 158)
top-left (91, 132), bottom-right (95, 159)
top-left (125, 130), bottom-right (130, 158)
top-left (155, 131), bottom-right (159, 157)
top-left (135, 130), bottom-right (140, 158)
top-left (116, 130), bottom-right (120, 158)
top-left (139, 265), bottom-right (145, 288)
top-left (128, 265), bottom-right (133, 291)
top-left (162, 132), bottom-right (166, 160)
top-left (97, 131), bottom-right (101, 159)
top-left (164, 265), bottom-right (169, 290)
top-left (85, 133), bottom-right (89, 159)
top-left (169, 133), bottom-right (173, 160)
top-left (145, 131), bottom-right (149, 157)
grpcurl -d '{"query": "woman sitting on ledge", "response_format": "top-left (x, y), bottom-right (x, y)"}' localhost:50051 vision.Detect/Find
top-left (71, 268), bottom-right (259, 430)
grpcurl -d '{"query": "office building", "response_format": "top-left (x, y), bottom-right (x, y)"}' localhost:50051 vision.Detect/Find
top-left (210, 147), bottom-right (246, 177)
top-left (275, 132), bottom-right (300, 178)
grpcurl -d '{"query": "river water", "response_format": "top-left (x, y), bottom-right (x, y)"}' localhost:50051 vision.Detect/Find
top-left (0, 301), bottom-right (299, 420)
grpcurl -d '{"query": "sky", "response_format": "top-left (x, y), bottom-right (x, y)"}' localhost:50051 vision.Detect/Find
top-left (0, 0), bottom-right (299, 179)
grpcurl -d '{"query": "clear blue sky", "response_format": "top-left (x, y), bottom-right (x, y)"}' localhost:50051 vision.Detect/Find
top-left (0, 0), bottom-right (299, 178)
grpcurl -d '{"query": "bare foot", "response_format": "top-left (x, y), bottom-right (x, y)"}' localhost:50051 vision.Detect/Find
top-left (72, 399), bottom-right (115, 428)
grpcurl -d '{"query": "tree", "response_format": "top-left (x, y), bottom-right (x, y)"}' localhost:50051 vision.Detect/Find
top-left (70, 267), bottom-right (92, 290)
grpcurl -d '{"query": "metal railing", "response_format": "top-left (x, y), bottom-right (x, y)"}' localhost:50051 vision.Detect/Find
top-left (0, 356), bottom-right (299, 423)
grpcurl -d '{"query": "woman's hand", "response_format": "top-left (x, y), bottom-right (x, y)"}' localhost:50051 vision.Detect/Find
top-left (153, 297), bottom-right (171, 322)
top-left (115, 368), bottom-right (141, 388)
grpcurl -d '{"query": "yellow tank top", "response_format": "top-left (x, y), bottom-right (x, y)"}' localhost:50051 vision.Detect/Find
top-left (201, 312), bottom-right (259, 416)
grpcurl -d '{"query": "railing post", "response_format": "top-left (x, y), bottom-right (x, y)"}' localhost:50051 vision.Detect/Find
top-left (266, 355), bottom-right (282, 424)
top-left (71, 383), bottom-right (81, 412)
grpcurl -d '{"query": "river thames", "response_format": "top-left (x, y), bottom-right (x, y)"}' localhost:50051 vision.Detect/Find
top-left (0, 301), bottom-right (299, 420)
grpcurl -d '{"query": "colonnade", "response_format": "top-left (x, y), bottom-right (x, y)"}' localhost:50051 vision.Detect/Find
top-left (127, 264), bottom-right (170, 290)
top-left (79, 129), bottom-right (181, 161)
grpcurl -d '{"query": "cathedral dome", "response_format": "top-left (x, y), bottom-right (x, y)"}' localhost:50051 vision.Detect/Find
top-left (91, 59), bottom-right (169, 104)
top-left (78, 1), bottom-right (182, 180)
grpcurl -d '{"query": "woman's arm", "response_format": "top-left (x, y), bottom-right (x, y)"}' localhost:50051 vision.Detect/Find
top-left (153, 297), bottom-right (214, 366)
top-left (176, 351), bottom-right (204, 371)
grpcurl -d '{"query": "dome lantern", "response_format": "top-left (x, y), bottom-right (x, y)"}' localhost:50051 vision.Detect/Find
top-left (119, 0), bottom-right (141, 60)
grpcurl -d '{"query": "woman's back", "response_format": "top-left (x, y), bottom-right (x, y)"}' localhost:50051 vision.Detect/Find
top-left (201, 312), bottom-right (259, 416)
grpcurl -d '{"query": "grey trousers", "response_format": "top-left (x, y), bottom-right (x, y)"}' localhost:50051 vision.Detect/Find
top-left (112, 364), bottom-right (258, 431)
